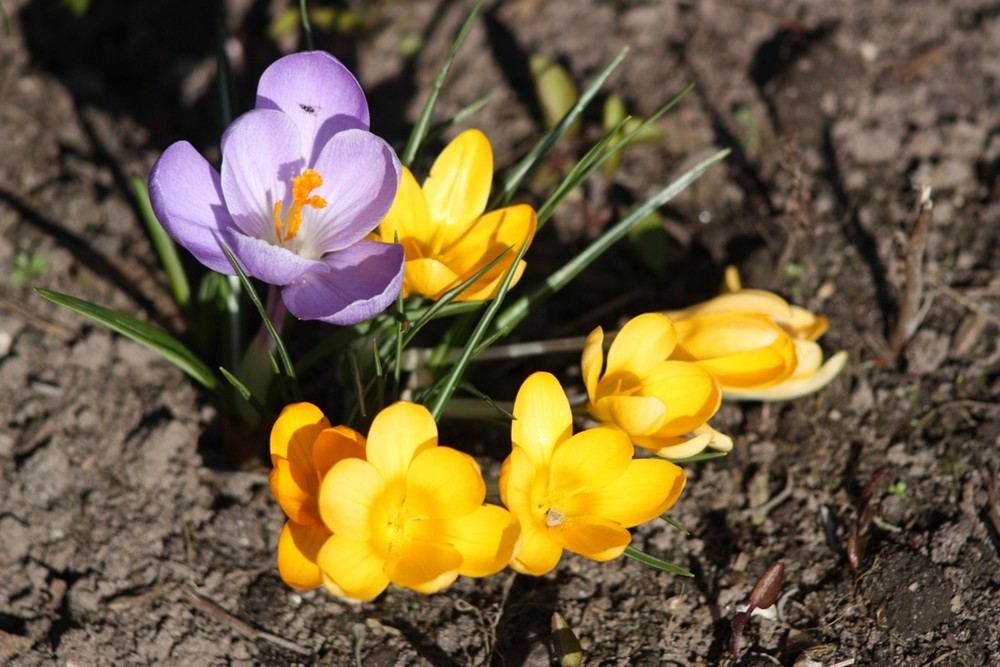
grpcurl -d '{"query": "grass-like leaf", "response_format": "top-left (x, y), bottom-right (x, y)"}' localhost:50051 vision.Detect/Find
top-left (36, 288), bottom-right (218, 391)
top-left (399, 0), bottom-right (484, 168)
top-left (218, 242), bottom-right (297, 384)
top-left (130, 174), bottom-right (190, 308)
top-left (219, 366), bottom-right (269, 420)
top-left (623, 545), bottom-right (693, 577)
top-left (489, 147), bottom-right (731, 339)
top-left (535, 83), bottom-right (693, 227)
top-left (491, 46), bottom-right (629, 209)
top-left (668, 450), bottom-right (730, 463)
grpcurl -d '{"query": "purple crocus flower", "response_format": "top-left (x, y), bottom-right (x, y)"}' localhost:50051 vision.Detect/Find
top-left (148, 51), bottom-right (403, 325)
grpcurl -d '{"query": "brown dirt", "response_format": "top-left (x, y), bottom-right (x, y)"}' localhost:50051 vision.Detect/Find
top-left (2, 0), bottom-right (999, 665)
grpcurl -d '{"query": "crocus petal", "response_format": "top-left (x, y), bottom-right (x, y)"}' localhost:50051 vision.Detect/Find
top-left (569, 459), bottom-right (685, 527)
top-left (581, 326), bottom-right (605, 403)
top-left (269, 457), bottom-right (316, 525)
top-left (452, 258), bottom-right (528, 303)
top-left (386, 539), bottom-right (462, 594)
top-left (605, 313), bottom-right (677, 378)
top-left (276, 520), bottom-right (330, 590)
top-left (148, 141), bottom-right (235, 275)
top-left (220, 109), bottom-right (304, 241)
top-left (365, 401), bottom-right (438, 485)
top-left (316, 534), bottom-right (390, 601)
top-left (641, 361), bottom-right (722, 434)
top-left (510, 520), bottom-right (563, 576)
top-left (379, 167), bottom-right (432, 248)
top-left (255, 51), bottom-right (370, 167)
top-left (724, 350), bottom-right (848, 402)
top-left (557, 514), bottom-right (631, 561)
top-left (281, 240), bottom-right (404, 324)
top-left (592, 395), bottom-right (667, 437)
top-left (512, 372), bottom-right (573, 468)
top-left (673, 313), bottom-right (798, 389)
top-left (402, 257), bottom-right (462, 300)
top-left (311, 425), bottom-right (367, 476)
top-left (498, 446), bottom-right (540, 517)
top-left (270, 402), bottom-right (330, 460)
top-left (665, 289), bottom-right (793, 321)
top-left (423, 129), bottom-right (493, 226)
top-left (404, 447), bottom-right (485, 519)
top-left (318, 458), bottom-right (385, 540)
top-left (307, 129), bottom-right (401, 254)
top-left (549, 427), bottom-right (633, 494)
top-left (409, 505), bottom-right (521, 578)
top-left (226, 229), bottom-right (327, 285)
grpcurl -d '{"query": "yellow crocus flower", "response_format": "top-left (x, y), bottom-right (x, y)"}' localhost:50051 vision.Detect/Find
top-left (500, 372), bottom-right (686, 575)
top-left (581, 313), bottom-right (728, 459)
top-left (374, 129), bottom-right (537, 301)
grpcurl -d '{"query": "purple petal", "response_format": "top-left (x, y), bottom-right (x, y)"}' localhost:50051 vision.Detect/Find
top-left (281, 241), bottom-right (404, 325)
top-left (148, 141), bottom-right (235, 275)
top-left (220, 109), bottom-right (304, 241)
top-left (309, 129), bottom-right (401, 253)
top-left (255, 51), bottom-right (370, 167)
top-left (225, 229), bottom-right (327, 286)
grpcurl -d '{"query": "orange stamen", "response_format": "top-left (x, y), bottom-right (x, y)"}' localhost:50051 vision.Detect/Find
top-left (272, 169), bottom-right (328, 243)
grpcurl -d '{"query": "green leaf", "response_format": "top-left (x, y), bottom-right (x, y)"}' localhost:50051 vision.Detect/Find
top-left (489, 147), bottom-right (731, 340)
top-left (218, 242), bottom-right (297, 384)
top-left (400, 0), bottom-right (484, 168)
top-left (36, 288), bottom-right (218, 391)
top-left (219, 366), bottom-right (269, 420)
top-left (668, 450), bottom-right (730, 463)
top-left (623, 545), bottom-right (693, 577)
top-left (492, 47), bottom-right (629, 209)
top-left (130, 174), bottom-right (190, 308)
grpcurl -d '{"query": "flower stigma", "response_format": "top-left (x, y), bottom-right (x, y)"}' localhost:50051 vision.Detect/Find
top-left (273, 168), bottom-right (327, 244)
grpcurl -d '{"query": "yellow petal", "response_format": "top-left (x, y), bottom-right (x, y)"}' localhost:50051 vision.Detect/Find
top-left (673, 314), bottom-right (797, 389)
top-left (366, 401), bottom-right (438, 484)
top-left (549, 426), bottom-right (633, 494)
top-left (724, 349), bottom-right (848, 402)
top-left (451, 258), bottom-right (528, 302)
top-left (557, 514), bottom-right (631, 561)
top-left (403, 257), bottom-right (462, 300)
top-left (637, 423), bottom-right (733, 458)
top-left (386, 539), bottom-right (462, 594)
top-left (425, 505), bottom-right (522, 578)
top-left (605, 313), bottom-right (677, 379)
top-left (569, 459), bottom-right (685, 527)
top-left (423, 129), bottom-right (493, 226)
top-left (443, 204), bottom-right (537, 277)
top-left (666, 289), bottom-right (793, 322)
top-left (404, 447), bottom-right (485, 519)
top-left (379, 167), bottom-right (432, 247)
top-left (641, 361), bottom-right (721, 434)
top-left (509, 520), bottom-right (563, 576)
top-left (276, 520), bottom-right (330, 590)
top-left (316, 534), bottom-right (390, 601)
top-left (270, 402), bottom-right (330, 460)
top-left (312, 425), bottom-right (366, 477)
top-left (512, 372), bottom-right (572, 468)
top-left (581, 326), bottom-right (605, 403)
top-left (593, 395), bottom-right (667, 437)
top-left (269, 457), bottom-right (318, 525)
top-left (499, 446), bottom-right (543, 517)
top-left (318, 458), bottom-right (385, 540)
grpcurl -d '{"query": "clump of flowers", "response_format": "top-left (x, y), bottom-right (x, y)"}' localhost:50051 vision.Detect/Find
top-left (373, 129), bottom-right (537, 301)
top-left (500, 372), bottom-right (686, 575)
top-left (149, 51), bottom-right (404, 325)
top-left (270, 401), bottom-right (520, 599)
top-left (39, 2), bottom-right (847, 616)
